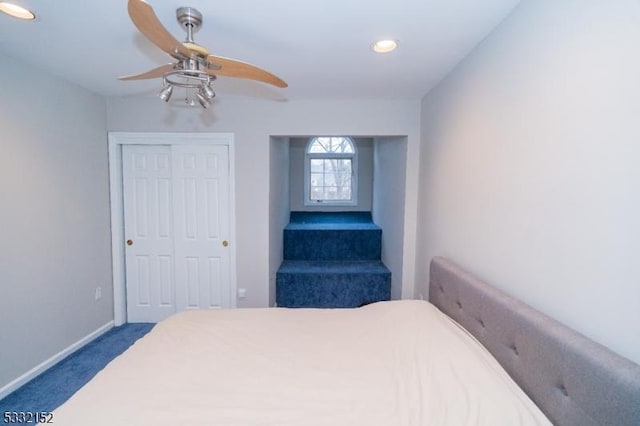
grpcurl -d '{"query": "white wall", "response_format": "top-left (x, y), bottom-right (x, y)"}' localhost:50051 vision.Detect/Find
top-left (373, 137), bottom-right (408, 300)
top-left (107, 97), bottom-right (422, 308)
top-left (417, 0), bottom-right (640, 364)
top-left (0, 56), bottom-right (110, 390)
top-left (269, 137), bottom-right (290, 306)
top-left (289, 137), bottom-right (373, 212)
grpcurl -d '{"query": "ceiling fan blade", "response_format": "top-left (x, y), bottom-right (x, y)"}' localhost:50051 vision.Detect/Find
top-left (128, 0), bottom-right (192, 59)
top-left (206, 55), bottom-right (288, 88)
top-left (119, 64), bottom-right (175, 81)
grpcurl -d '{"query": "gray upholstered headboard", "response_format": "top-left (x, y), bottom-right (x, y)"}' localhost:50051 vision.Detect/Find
top-left (429, 256), bottom-right (640, 426)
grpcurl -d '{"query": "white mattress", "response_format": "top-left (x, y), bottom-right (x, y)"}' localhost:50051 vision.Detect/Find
top-left (54, 301), bottom-right (551, 425)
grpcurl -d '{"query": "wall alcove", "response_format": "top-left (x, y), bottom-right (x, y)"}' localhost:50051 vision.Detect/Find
top-left (268, 135), bottom-right (408, 306)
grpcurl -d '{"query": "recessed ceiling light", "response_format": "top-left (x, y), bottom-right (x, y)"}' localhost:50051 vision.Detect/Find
top-left (0, 2), bottom-right (35, 20)
top-left (372, 39), bottom-right (398, 53)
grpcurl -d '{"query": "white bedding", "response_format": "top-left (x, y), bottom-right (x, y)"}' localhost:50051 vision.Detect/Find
top-left (54, 301), bottom-right (551, 425)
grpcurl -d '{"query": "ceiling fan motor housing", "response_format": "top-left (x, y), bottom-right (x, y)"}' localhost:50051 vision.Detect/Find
top-left (176, 7), bottom-right (203, 34)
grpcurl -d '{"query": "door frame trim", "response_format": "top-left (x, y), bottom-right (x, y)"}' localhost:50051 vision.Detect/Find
top-left (108, 132), bottom-right (237, 325)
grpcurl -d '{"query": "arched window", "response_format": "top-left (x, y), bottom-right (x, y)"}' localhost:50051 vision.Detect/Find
top-left (304, 137), bottom-right (357, 206)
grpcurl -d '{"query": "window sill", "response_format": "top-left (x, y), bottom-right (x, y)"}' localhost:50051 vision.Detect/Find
top-left (304, 200), bottom-right (358, 207)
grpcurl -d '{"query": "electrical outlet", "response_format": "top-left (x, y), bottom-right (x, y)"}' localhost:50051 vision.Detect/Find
top-left (95, 286), bottom-right (102, 301)
top-left (237, 288), bottom-right (246, 299)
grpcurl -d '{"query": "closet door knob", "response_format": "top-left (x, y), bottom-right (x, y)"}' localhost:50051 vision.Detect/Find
top-left (126, 239), bottom-right (133, 246)
top-left (222, 240), bottom-right (229, 247)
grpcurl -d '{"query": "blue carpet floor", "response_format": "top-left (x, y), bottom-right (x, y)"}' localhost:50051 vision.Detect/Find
top-left (0, 323), bottom-right (154, 414)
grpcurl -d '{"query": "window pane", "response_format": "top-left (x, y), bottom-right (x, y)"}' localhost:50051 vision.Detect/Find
top-left (310, 159), bottom-right (324, 173)
top-left (333, 173), bottom-right (351, 185)
top-left (308, 159), bottom-right (352, 202)
top-left (310, 173), bottom-right (324, 187)
top-left (339, 186), bottom-right (351, 199)
top-left (307, 137), bottom-right (355, 154)
top-left (324, 187), bottom-right (339, 200)
top-left (308, 137), bottom-right (330, 153)
top-left (332, 138), bottom-right (354, 153)
top-left (331, 159), bottom-right (351, 173)
top-left (310, 187), bottom-right (324, 200)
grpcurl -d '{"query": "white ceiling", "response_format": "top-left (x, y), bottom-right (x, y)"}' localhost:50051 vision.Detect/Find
top-left (0, 0), bottom-right (519, 100)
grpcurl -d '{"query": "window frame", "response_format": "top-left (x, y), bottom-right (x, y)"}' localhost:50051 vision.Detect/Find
top-left (303, 137), bottom-right (358, 207)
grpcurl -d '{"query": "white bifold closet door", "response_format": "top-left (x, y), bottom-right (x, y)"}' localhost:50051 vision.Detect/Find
top-left (123, 144), bottom-right (231, 323)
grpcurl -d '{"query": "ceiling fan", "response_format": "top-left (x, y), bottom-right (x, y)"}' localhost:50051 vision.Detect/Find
top-left (120, 0), bottom-right (287, 108)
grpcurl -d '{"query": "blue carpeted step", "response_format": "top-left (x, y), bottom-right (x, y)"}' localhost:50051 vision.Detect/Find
top-left (276, 260), bottom-right (391, 308)
top-left (283, 228), bottom-right (381, 260)
top-left (284, 212), bottom-right (382, 261)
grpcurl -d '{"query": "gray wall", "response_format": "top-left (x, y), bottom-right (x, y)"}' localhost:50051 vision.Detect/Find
top-left (372, 137), bottom-right (408, 300)
top-left (269, 137), bottom-right (290, 306)
top-left (0, 56), bottom-right (110, 389)
top-left (289, 137), bottom-right (373, 212)
top-left (416, 0), bottom-right (640, 364)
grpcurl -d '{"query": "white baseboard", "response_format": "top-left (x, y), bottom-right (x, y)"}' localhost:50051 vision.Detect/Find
top-left (0, 320), bottom-right (114, 400)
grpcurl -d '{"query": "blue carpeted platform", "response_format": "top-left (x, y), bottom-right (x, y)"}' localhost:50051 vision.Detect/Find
top-left (276, 212), bottom-right (391, 308)
top-left (288, 211), bottom-right (375, 224)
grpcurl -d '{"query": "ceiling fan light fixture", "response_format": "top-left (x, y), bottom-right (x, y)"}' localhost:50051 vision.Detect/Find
top-left (0, 2), bottom-right (35, 20)
top-left (200, 83), bottom-right (215, 101)
top-left (196, 90), bottom-right (211, 109)
top-left (372, 39), bottom-right (398, 53)
top-left (158, 84), bottom-right (173, 102)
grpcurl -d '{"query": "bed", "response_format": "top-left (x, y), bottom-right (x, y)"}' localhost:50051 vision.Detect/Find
top-left (53, 257), bottom-right (640, 425)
